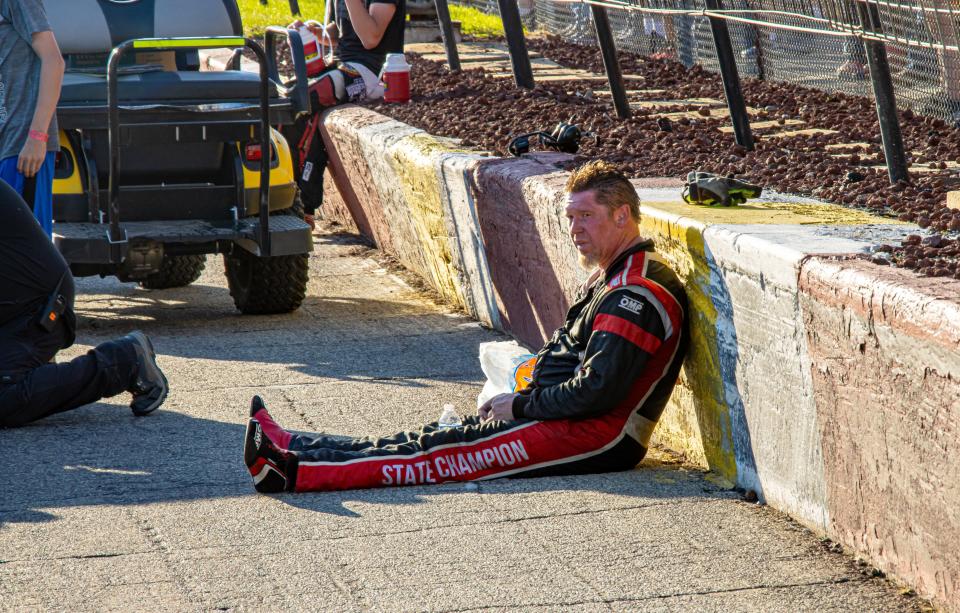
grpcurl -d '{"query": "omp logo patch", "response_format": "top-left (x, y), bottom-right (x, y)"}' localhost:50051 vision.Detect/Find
top-left (254, 424), bottom-right (263, 449)
top-left (618, 296), bottom-right (644, 314)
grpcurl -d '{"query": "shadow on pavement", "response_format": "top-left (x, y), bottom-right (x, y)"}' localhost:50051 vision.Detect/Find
top-left (70, 289), bottom-right (493, 387)
top-left (0, 408), bottom-right (252, 529)
top-left (1, 405), bottom-right (732, 530)
top-left (274, 458), bottom-right (736, 517)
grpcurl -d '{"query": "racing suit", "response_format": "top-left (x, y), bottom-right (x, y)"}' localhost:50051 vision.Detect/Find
top-left (275, 240), bottom-right (688, 491)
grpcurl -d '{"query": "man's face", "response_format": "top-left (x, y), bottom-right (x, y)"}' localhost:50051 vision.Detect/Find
top-left (565, 190), bottom-right (624, 270)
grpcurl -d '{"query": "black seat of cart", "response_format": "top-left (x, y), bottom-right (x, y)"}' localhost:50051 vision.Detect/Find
top-left (47, 0), bottom-right (284, 108)
top-left (60, 70), bottom-right (279, 107)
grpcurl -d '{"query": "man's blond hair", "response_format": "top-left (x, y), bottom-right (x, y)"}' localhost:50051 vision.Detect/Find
top-left (564, 160), bottom-right (640, 221)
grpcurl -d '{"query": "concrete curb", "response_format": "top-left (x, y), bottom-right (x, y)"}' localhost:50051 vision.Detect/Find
top-left (320, 104), bottom-right (960, 609)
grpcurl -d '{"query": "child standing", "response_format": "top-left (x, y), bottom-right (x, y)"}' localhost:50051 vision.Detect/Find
top-left (0, 0), bottom-right (64, 237)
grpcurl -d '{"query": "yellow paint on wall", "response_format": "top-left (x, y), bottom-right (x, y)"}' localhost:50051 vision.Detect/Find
top-left (646, 199), bottom-right (906, 226)
top-left (386, 134), bottom-right (470, 310)
top-left (641, 210), bottom-right (739, 482)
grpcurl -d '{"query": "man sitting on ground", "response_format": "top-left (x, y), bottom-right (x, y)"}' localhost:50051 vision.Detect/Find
top-left (0, 180), bottom-right (168, 427)
top-left (243, 160), bottom-right (688, 492)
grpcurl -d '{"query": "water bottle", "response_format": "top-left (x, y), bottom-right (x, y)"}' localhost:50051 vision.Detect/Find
top-left (438, 403), bottom-right (462, 429)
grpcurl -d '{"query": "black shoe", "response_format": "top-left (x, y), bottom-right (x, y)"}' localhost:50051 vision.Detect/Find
top-left (124, 331), bottom-right (168, 416)
top-left (250, 394), bottom-right (266, 418)
top-left (244, 419), bottom-right (298, 493)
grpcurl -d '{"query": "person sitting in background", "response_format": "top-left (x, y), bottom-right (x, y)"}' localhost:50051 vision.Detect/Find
top-left (283, 0), bottom-right (407, 229)
top-left (242, 160), bottom-right (689, 493)
top-left (0, 180), bottom-right (168, 428)
top-left (0, 0), bottom-right (64, 238)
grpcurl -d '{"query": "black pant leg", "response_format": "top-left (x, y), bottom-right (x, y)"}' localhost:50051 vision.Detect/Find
top-left (0, 338), bottom-right (138, 427)
top-left (292, 416), bottom-right (523, 462)
top-left (280, 113), bottom-right (329, 216)
top-left (292, 418), bottom-right (539, 490)
top-left (289, 426), bottom-right (428, 453)
top-left (288, 415), bottom-right (485, 453)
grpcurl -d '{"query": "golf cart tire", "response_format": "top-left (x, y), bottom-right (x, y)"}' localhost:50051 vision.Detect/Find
top-left (139, 254), bottom-right (206, 289)
top-left (224, 249), bottom-right (309, 315)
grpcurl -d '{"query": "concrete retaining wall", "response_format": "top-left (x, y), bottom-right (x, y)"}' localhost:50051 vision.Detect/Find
top-left (320, 104), bottom-right (960, 609)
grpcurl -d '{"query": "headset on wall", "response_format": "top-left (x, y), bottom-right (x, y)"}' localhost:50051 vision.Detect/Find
top-left (508, 122), bottom-right (586, 157)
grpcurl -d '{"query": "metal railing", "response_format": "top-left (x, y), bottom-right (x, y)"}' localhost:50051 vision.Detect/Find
top-left (459, 0), bottom-right (960, 123)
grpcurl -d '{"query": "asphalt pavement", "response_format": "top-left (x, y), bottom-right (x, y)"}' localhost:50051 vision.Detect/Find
top-left (0, 229), bottom-right (926, 611)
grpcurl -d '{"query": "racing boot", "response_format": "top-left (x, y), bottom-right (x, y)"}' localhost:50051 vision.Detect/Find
top-left (122, 331), bottom-right (169, 416)
top-left (244, 418), bottom-right (299, 493)
top-left (249, 395), bottom-right (293, 449)
top-left (250, 394), bottom-right (266, 418)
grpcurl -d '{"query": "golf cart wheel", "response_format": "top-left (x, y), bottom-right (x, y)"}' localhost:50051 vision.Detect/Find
top-left (139, 255), bottom-right (206, 289)
top-left (224, 248), bottom-right (309, 315)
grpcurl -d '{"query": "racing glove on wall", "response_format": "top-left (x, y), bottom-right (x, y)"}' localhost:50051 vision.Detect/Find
top-left (682, 171), bottom-right (762, 206)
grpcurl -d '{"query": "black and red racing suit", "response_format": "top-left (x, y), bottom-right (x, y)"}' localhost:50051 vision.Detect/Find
top-left (271, 240), bottom-right (688, 491)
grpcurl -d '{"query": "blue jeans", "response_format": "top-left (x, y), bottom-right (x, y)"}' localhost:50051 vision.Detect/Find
top-left (0, 152), bottom-right (56, 238)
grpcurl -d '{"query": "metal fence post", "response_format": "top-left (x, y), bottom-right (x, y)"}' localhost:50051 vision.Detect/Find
top-left (496, 0), bottom-right (535, 88)
top-left (855, 0), bottom-right (909, 184)
top-left (748, 23), bottom-right (766, 80)
top-left (590, 3), bottom-right (631, 118)
top-left (434, 0), bottom-right (462, 72)
top-left (703, 0), bottom-right (754, 149)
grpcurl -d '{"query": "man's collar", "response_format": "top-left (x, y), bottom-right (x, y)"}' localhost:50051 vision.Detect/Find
top-left (602, 238), bottom-right (654, 281)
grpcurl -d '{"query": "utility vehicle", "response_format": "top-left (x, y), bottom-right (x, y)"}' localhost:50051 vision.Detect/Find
top-left (47, 0), bottom-right (312, 314)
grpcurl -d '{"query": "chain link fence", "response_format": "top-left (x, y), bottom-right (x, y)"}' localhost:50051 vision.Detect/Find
top-left (453, 0), bottom-right (960, 124)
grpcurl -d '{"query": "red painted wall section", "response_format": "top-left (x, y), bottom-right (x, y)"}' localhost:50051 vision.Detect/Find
top-left (469, 154), bottom-right (584, 348)
top-left (800, 256), bottom-right (960, 608)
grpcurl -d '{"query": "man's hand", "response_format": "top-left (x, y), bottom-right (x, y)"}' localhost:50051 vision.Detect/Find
top-left (304, 213), bottom-right (316, 231)
top-left (17, 137), bottom-right (46, 178)
top-left (289, 19), bottom-right (337, 44)
top-left (289, 19), bottom-right (320, 33)
top-left (478, 393), bottom-right (518, 422)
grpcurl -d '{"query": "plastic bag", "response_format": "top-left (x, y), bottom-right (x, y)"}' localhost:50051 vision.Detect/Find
top-left (476, 341), bottom-right (536, 408)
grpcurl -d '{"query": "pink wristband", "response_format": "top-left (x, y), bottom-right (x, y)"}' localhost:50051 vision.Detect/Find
top-left (28, 130), bottom-right (49, 143)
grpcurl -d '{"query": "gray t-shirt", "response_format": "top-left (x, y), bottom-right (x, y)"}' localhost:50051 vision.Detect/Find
top-left (0, 0), bottom-right (59, 162)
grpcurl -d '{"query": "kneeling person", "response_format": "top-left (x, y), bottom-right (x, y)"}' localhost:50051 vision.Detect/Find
top-left (243, 161), bottom-right (688, 492)
top-left (0, 180), bottom-right (168, 427)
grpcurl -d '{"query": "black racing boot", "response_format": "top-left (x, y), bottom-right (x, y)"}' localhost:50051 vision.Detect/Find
top-left (123, 331), bottom-right (169, 416)
top-left (250, 394), bottom-right (266, 418)
top-left (244, 419), bottom-right (298, 493)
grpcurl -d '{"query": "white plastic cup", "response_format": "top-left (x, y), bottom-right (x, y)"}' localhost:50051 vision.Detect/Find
top-left (381, 53), bottom-right (411, 103)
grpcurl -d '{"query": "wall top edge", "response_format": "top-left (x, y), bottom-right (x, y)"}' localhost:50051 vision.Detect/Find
top-left (801, 257), bottom-right (960, 346)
